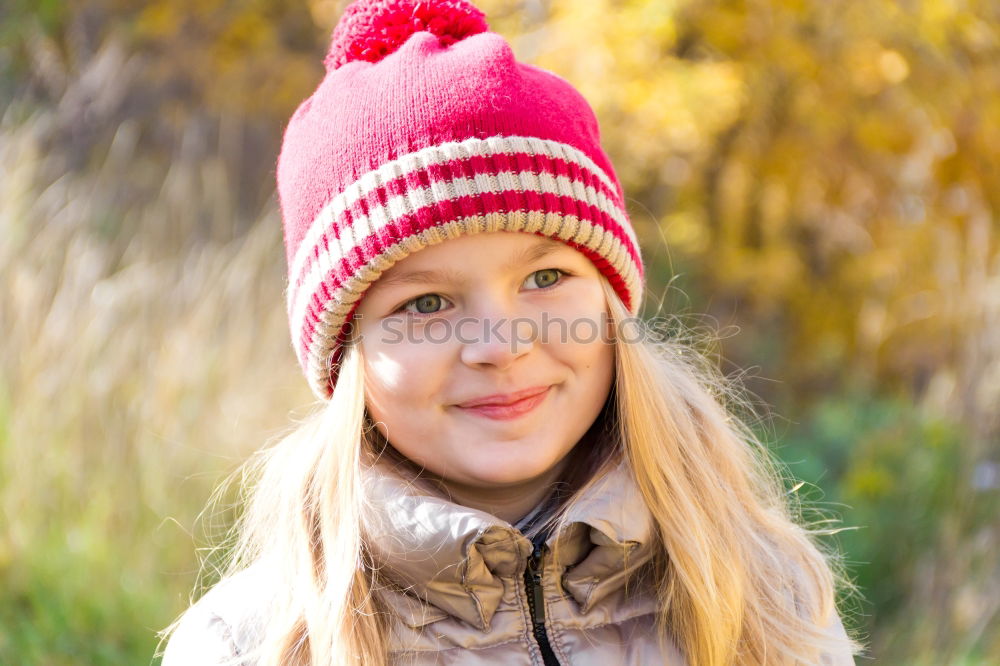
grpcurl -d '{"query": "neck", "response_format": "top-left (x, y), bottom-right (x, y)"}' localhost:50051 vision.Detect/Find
top-left (423, 456), bottom-right (568, 525)
top-left (413, 417), bottom-right (608, 524)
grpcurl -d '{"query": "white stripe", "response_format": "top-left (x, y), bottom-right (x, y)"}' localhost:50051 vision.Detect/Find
top-left (298, 213), bottom-right (643, 398)
top-left (287, 135), bottom-right (624, 302)
top-left (286, 168), bottom-right (638, 351)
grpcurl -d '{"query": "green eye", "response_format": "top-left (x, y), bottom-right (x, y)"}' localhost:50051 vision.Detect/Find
top-left (528, 269), bottom-right (563, 289)
top-left (410, 294), bottom-right (443, 314)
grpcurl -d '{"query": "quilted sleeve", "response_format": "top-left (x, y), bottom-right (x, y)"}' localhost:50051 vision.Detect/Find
top-left (160, 603), bottom-right (242, 666)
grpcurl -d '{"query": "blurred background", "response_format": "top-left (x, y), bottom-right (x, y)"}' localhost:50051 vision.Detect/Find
top-left (1, 0), bottom-right (998, 663)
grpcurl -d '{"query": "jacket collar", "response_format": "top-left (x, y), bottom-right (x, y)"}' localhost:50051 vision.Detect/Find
top-left (362, 458), bottom-right (655, 631)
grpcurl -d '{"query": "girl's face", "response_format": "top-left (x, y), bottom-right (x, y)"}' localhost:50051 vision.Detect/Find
top-left (354, 231), bottom-right (614, 492)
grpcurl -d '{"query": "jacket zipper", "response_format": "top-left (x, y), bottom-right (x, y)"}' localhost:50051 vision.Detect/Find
top-left (524, 535), bottom-right (561, 666)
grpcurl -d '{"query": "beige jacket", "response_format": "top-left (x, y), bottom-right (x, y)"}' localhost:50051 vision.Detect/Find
top-left (162, 462), bottom-right (853, 665)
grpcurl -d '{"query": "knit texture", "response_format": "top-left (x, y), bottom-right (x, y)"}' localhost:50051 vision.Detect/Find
top-left (277, 0), bottom-right (645, 400)
top-left (325, 0), bottom-right (488, 70)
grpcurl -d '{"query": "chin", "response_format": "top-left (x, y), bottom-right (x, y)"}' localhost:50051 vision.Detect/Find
top-left (453, 453), bottom-right (560, 488)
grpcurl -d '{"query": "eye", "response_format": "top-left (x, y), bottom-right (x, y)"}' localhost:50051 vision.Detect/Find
top-left (524, 268), bottom-right (565, 290)
top-left (398, 293), bottom-right (449, 315)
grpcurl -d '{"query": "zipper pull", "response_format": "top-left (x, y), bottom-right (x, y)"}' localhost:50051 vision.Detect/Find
top-left (527, 539), bottom-right (547, 625)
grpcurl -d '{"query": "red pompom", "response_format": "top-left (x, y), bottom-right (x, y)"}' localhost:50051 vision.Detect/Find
top-left (325, 0), bottom-right (489, 71)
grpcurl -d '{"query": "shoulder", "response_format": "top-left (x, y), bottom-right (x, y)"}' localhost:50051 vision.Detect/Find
top-left (161, 565), bottom-right (272, 666)
top-left (820, 609), bottom-right (859, 665)
top-left (778, 553), bottom-right (861, 664)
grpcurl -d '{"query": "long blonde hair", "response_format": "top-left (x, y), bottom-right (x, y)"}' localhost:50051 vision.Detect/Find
top-left (166, 276), bottom-right (862, 665)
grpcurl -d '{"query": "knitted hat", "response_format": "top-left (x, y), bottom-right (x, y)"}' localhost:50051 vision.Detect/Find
top-left (277, 0), bottom-right (644, 400)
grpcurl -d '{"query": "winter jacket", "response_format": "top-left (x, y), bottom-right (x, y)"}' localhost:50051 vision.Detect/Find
top-left (161, 461), bottom-right (854, 665)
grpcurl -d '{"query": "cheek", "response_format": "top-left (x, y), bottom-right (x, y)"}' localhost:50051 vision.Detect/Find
top-left (577, 336), bottom-right (616, 387)
top-left (360, 330), bottom-right (454, 417)
top-left (542, 283), bottom-right (612, 348)
top-left (548, 278), bottom-right (606, 320)
top-left (361, 342), bottom-right (447, 469)
top-left (560, 309), bottom-right (615, 387)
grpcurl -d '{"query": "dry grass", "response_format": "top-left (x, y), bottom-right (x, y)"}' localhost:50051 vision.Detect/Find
top-left (0, 37), bottom-right (314, 664)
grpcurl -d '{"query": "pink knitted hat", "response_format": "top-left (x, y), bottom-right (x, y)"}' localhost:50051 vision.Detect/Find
top-left (277, 0), bottom-right (644, 400)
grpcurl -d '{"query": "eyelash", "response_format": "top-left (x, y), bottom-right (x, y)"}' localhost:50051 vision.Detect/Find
top-left (392, 268), bottom-right (570, 316)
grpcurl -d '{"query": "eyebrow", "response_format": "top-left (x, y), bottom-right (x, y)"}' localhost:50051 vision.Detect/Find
top-left (373, 238), bottom-right (567, 290)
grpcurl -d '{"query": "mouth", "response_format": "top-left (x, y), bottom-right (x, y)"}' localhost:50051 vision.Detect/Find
top-left (454, 385), bottom-right (552, 420)
top-left (457, 385), bottom-right (552, 408)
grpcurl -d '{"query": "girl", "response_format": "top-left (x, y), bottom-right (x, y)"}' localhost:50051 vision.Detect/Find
top-left (161, 0), bottom-right (862, 664)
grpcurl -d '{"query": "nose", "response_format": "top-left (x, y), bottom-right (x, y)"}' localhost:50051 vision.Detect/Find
top-left (458, 299), bottom-right (538, 370)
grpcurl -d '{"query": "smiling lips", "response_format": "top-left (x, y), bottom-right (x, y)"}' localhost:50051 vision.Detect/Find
top-left (456, 385), bottom-right (552, 420)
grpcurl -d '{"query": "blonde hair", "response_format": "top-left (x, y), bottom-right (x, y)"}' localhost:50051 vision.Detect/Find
top-left (163, 276), bottom-right (862, 665)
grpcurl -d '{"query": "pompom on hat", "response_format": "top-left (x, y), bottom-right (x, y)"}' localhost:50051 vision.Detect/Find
top-left (277, 0), bottom-right (645, 400)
